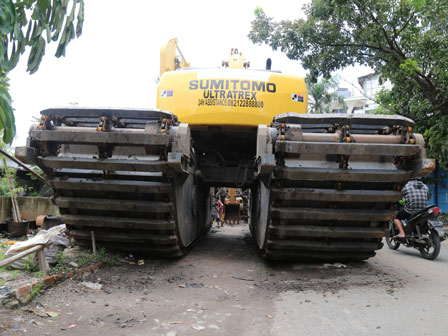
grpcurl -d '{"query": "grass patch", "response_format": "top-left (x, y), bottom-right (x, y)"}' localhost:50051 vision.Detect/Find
top-left (76, 247), bottom-right (120, 267)
top-left (0, 249), bottom-right (6, 275)
top-left (9, 270), bottom-right (19, 279)
top-left (30, 282), bottom-right (44, 299)
top-left (23, 254), bottom-right (39, 274)
top-left (51, 247), bottom-right (120, 274)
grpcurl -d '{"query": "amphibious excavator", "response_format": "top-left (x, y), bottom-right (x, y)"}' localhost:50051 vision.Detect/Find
top-left (16, 38), bottom-right (433, 260)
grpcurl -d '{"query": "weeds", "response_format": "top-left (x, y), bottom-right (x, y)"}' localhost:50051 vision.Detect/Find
top-left (50, 246), bottom-right (119, 274)
top-left (9, 270), bottom-right (19, 279)
top-left (51, 251), bottom-right (70, 274)
top-left (22, 254), bottom-right (39, 274)
top-left (0, 270), bottom-right (20, 286)
top-left (34, 271), bottom-right (44, 278)
top-left (72, 247), bottom-right (120, 268)
top-left (30, 282), bottom-right (44, 299)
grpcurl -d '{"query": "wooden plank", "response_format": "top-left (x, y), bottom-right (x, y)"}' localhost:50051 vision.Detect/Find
top-left (55, 197), bottom-right (172, 212)
top-left (69, 230), bottom-right (178, 245)
top-left (263, 250), bottom-right (375, 261)
top-left (269, 225), bottom-right (387, 238)
top-left (0, 245), bottom-right (43, 269)
top-left (270, 207), bottom-right (396, 221)
top-left (266, 239), bottom-right (383, 252)
top-left (62, 215), bottom-right (175, 230)
top-left (275, 167), bottom-right (413, 182)
top-left (31, 129), bottom-right (169, 146)
top-left (40, 157), bottom-right (168, 172)
top-left (75, 240), bottom-right (183, 256)
top-left (49, 178), bottom-right (171, 193)
top-left (275, 141), bottom-right (419, 156)
top-left (37, 248), bottom-right (47, 275)
top-left (91, 231), bottom-right (97, 255)
top-left (272, 188), bottom-right (402, 202)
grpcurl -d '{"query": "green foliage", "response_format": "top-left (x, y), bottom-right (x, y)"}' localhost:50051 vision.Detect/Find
top-left (306, 76), bottom-right (347, 113)
top-left (0, 146), bottom-right (24, 196)
top-left (51, 250), bottom-right (70, 274)
top-left (254, 6), bottom-right (264, 16)
top-left (249, 0), bottom-right (448, 166)
top-left (0, 248), bottom-right (6, 278)
top-left (0, 77), bottom-right (14, 143)
top-left (75, 247), bottom-right (120, 268)
top-left (9, 269), bottom-right (19, 279)
top-left (0, 165), bottom-right (24, 196)
top-left (0, 0), bottom-right (84, 143)
top-left (22, 253), bottom-right (38, 273)
top-left (51, 247), bottom-right (120, 274)
top-left (422, 116), bottom-right (448, 168)
top-left (30, 281), bottom-right (43, 299)
top-left (24, 165), bottom-right (47, 196)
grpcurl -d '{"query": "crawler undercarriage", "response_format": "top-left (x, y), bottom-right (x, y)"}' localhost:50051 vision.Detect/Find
top-left (17, 108), bottom-right (430, 261)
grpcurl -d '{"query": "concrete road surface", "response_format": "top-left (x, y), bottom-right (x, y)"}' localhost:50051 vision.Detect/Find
top-left (1, 224), bottom-right (447, 335)
top-left (272, 238), bottom-right (448, 336)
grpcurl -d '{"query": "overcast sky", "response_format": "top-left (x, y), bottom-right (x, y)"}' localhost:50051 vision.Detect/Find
top-left (8, 0), bottom-right (372, 147)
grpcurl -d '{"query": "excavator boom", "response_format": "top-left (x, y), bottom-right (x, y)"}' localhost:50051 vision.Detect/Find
top-left (160, 38), bottom-right (190, 76)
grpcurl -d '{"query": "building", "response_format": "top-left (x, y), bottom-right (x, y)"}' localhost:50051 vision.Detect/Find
top-left (331, 73), bottom-right (392, 114)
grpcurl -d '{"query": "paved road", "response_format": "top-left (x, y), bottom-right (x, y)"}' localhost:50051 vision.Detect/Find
top-left (272, 239), bottom-right (448, 336)
top-left (1, 225), bottom-right (447, 335)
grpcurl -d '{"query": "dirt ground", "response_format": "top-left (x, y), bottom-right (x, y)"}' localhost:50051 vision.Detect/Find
top-left (1, 223), bottom-right (447, 336)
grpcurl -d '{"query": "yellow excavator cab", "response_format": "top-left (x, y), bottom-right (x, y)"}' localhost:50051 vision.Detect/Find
top-left (157, 68), bottom-right (307, 128)
top-left (158, 43), bottom-right (307, 128)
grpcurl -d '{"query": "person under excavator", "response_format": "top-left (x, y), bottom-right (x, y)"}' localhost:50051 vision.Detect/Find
top-left (393, 178), bottom-right (430, 238)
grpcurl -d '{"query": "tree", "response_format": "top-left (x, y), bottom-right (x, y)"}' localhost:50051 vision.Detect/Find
top-left (249, 0), bottom-right (448, 166)
top-left (0, 0), bottom-right (84, 144)
top-left (306, 76), bottom-right (346, 113)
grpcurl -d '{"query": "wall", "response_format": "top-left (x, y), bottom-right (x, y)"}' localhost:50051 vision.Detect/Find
top-left (428, 167), bottom-right (448, 213)
top-left (0, 197), bottom-right (58, 223)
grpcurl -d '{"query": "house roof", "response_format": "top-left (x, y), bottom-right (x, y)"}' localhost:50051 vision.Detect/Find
top-left (358, 73), bottom-right (376, 88)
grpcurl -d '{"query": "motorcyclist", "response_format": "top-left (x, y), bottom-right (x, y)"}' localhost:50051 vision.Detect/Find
top-left (393, 178), bottom-right (430, 238)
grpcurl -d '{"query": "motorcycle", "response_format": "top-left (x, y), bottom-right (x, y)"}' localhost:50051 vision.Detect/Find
top-left (386, 204), bottom-right (447, 260)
